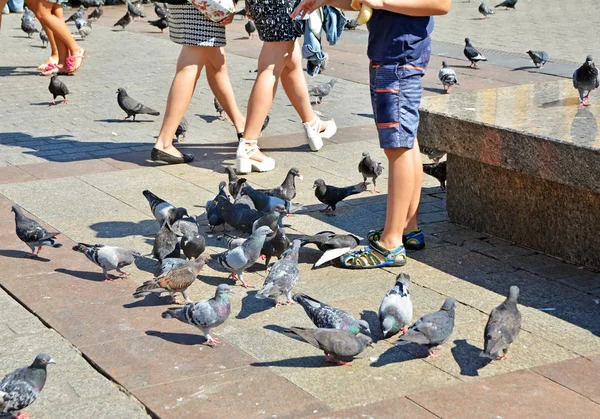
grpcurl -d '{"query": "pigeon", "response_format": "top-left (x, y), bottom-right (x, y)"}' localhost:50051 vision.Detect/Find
top-left (233, 190), bottom-right (256, 211)
top-left (464, 38), bottom-right (487, 68)
top-left (242, 185), bottom-right (290, 214)
top-left (142, 189), bottom-right (188, 228)
top-left (217, 233), bottom-right (247, 250)
top-left (72, 243), bottom-right (141, 281)
top-left (206, 182), bottom-right (229, 232)
top-left (117, 88), bottom-right (160, 121)
top-left (127, 0), bottom-right (146, 21)
top-left (161, 284), bottom-right (233, 346)
top-left (48, 75), bottom-right (69, 105)
top-left (252, 204), bottom-right (287, 233)
top-left (423, 161), bottom-right (447, 190)
top-left (74, 17), bottom-right (89, 30)
top-left (88, 4), bottom-right (103, 20)
top-left (478, 2), bottom-right (494, 18)
top-left (379, 273), bottom-right (413, 339)
top-left (214, 195), bottom-right (261, 233)
top-left (214, 97), bottom-right (225, 120)
top-left (21, 19), bottom-right (38, 37)
top-left (0, 354), bottom-right (55, 417)
top-left (358, 152), bottom-right (384, 193)
top-left (39, 29), bottom-right (48, 48)
top-left (495, 0), bottom-right (517, 9)
top-left (155, 2), bottom-right (168, 19)
top-left (135, 257), bottom-right (206, 304)
top-left (245, 19), bottom-right (256, 39)
top-left (149, 16), bottom-right (168, 32)
top-left (174, 116), bottom-right (187, 142)
top-left (573, 55), bottom-right (599, 107)
top-left (297, 231), bottom-right (360, 268)
top-left (421, 146), bottom-right (445, 163)
top-left (159, 257), bottom-right (186, 275)
top-left (293, 293), bottom-right (371, 336)
top-left (344, 18), bottom-right (358, 30)
top-left (438, 61), bottom-right (458, 93)
top-left (153, 221), bottom-right (181, 263)
top-left (256, 167), bottom-right (302, 201)
top-left (256, 239), bottom-right (301, 306)
top-left (283, 327), bottom-right (372, 365)
top-left (308, 79), bottom-right (337, 104)
top-left (261, 227), bottom-right (290, 266)
top-left (65, 6), bottom-right (85, 23)
top-left (481, 286), bottom-right (522, 360)
top-left (12, 205), bottom-right (62, 258)
top-left (78, 23), bottom-right (92, 40)
top-left (526, 50), bottom-right (549, 68)
top-left (313, 178), bottom-right (366, 215)
top-left (81, 0), bottom-right (102, 7)
top-left (169, 215), bottom-right (200, 238)
top-left (22, 6), bottom-right (35, 23)
top-left (396, 297), bottom-right (455, 357)
top-left (224, 166), bottom-right (246, 198)
top-left (181, 231), bottom-right (206, 260)
top-left (212, 226), bottom-right (273, 288)
top-left (114, 12), bottom-right (133, 30)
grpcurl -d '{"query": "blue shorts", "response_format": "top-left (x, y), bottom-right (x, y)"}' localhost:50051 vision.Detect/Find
top-left (369, 47), bottom-right (430, 149)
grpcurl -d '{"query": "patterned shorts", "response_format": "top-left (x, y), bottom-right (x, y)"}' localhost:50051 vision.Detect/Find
top-left (168, 3), bottom-right (226, 47)
top-left (247, 0), bottom-right (303, 42)
top-left (369, 47), bottom-right (431, 149)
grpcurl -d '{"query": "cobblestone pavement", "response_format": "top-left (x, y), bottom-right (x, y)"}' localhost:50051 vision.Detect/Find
top-left (0, 5), bottom-right (599, 418)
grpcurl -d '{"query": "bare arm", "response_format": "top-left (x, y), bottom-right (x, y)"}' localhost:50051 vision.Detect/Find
top-left (364, 0), bottom-right (452, 16)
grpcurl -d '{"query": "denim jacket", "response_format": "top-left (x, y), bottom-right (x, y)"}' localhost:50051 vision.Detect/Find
top-left (302, 6), bottom-right (346, 76)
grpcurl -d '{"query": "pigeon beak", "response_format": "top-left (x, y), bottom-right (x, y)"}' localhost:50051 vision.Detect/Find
top-left (298, 175), bottom-right (304, 181)
top-left (48, 358), bottom-right (56, 364)
top-left (228, 289), bottom-right (235, 294)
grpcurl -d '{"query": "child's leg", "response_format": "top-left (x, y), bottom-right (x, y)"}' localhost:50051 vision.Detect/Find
top-left (405, 140), bottom-right (423, 232)
top-left (154, 45), bottom-right (208, 156)
top-left (205, 47), bottom-right (246, 135)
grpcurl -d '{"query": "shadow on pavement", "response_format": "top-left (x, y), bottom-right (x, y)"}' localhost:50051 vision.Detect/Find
top-left (55, 267), bottom-right (105, 281)
top-left (88, 219), bottom-right (157, 239)
top-left (370, 344), bottom-right (415, 367)
top-left (124, 294), bottom-right (172, 308)
top-left (0, 249), bottom-right (50, 262)
top-left (236, 290), bottom-right (273, 319)
top-left (146, 330), bottom-right (209, 346)
top-left (451, 339), bottom-right (492, 377)
top-left (251, 356), bottom-right (336, 368)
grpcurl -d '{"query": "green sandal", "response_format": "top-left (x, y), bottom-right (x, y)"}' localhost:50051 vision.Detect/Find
top-left (368, 228), bottom-right (426, 251)
top-left (341, 239), bottom-right (407, 269)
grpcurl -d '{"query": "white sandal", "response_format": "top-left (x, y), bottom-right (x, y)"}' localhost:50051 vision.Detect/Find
top-left (236, 138), bottom-right (276, 174)
top-left (303, 116), bottom-right (337, 152)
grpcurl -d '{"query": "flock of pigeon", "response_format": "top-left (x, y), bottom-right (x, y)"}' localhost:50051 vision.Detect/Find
top-left (4, 151), bottom-right (516, 417)
top-left (438, 1), bottom-right (599, 106)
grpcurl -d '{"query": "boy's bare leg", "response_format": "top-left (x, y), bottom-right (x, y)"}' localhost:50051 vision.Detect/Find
top-left (405, 140), bottom-right (422, 232)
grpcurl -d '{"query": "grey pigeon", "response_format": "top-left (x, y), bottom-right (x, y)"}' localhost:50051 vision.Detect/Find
top-left (22, 6), bottom-right (35, 23)
top-left (49, 75), bottom-right (69, 105)
top-left (153, 223), bottom-right (181, 263)
top-left (12, 205), bottom-right (62, 258)
top-left (159, 257), bottom-right (186, 275)
top-left (117, 87), bottom-right (160, 121)
top-left (297, 230), bottom-right (360, 268)
top-left (573, 55), bottom-right (599, 106)
top-left (252, 204), bottom-right (287, 234)
top-left (283, 327), bottom-right (372, 365)
top-left (217, 233), bottom-right (247, 250)
top-left (481, 286), bottom-right (522, 360)
top-left (21, 19), bottom-right (38, 37)
top-left (224, 166), bottom-right (246, 198)
top-left (88, 4), bottom-right (104, 20)
top-left (75, 17), bottom-right (88, 30)
top-left (127, 0), bottom-right (146, 21)
top-left (78, 23), bottom-right (92, 40)
top-left (379, 273), bottom-right (413, 339)
top-left (212, 226), bottom-right (273, 288)
top-left (423, 161), bottom-right (447, 190)
top-left (114, 12), bottom-right (133, 30)
top-left (242, 185), bottom-right (291, 214)
top-left (464, 38), bottom-right (487, 68)
top-left (142, 189), bottom-right (188, 228)
top-left (149, 16), bottom-right (168, 32)
top-left (478, 2), bottom-right (494, 18)
top-left (396, 297), bottom-right (455, 357)
top-left (421, 146), bottom-right (445, 163)
top-left (40, 29), bottom-right (49, 48)
top-left (81, 0), bottom-right (102, 7)
top-left (293, 293), bottom-right (371, 336)
top-left (181, 231), bottom-right (206, 260)
top-left (0, 354), bottom-right (55, 417)
top-left (72, 243), bottom-right (141, 281)
top-left (214, 96), bottom-right (225, 119)
top-left (495, 0), bottom-right (517, 9)
top-left (344, 18), bottom-right (358, 30)
top-left (65, 6), bottom-right (85, 23)
top-left (358, 152), bottom-right (384, 193)
top-left (135, 257), bottom-right (206, 304)
top-left (313, 178), bottom-right (366, 215)
top-left (256, 167), bottom-right (302, 201)
top-left (308, 79), bottom-right (337, 104)
top-left (155, 2), bottom-right (168, 19)
top-left (256, 239), bottom-right (301, 305)
top-left (245, 19), bottom-right (256, 39)
top-left (261, 227), bottom-right (291, 266)
top-left (161, 283), bottom-right (233, 345)
top-left (215, 195), bottom-right (261, 233)
top-left (206, 182), bottom-right (229, 232)
top-left (438, 61), bottom-right (458, 93)
top-left (170, 215), bottom-right (200, 237)
top-left (526, 50), bottom-right (548, 68)
top-left (233, 190), bottom-right (256, 211)
top-left (174, 116), bottom-right (187, 142)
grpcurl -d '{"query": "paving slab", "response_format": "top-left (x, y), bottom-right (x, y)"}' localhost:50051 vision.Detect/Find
top-left (534, 357), bottom-right (600, 404)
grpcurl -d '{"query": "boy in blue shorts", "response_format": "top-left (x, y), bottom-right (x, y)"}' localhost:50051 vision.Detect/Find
top-left (293, 0), bottom-right (451, 268)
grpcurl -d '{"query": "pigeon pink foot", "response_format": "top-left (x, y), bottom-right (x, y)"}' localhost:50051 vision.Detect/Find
top-left (426, 351), bottom-right (440, 358)
top-left (499, 354), bottom-right (509, 360)
top-left (15, 413), bottom-right (32, 419)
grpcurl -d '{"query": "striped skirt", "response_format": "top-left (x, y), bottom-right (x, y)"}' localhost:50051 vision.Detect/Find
top-left (168, 3), bottom-right (226, 47)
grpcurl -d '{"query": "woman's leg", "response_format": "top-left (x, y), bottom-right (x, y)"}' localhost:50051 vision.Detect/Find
top-left (39, 23), bottom-right (59, 67)
top-left (279, 40), bottom-right (314, 123)
top-left (205, 47), bottom-right (246, 134)
top-left (154, 45), bottom-right (208, 157)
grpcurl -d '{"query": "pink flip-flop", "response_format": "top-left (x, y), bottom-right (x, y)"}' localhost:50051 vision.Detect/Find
top-left (40, 63), bottom-right (59, 76)
top-left (65, 49), bottom-right (86, 74)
